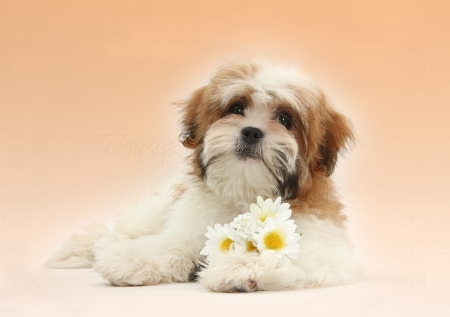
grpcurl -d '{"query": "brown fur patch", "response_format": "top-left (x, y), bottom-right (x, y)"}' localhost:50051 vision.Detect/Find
top-left (289, 171), bottom-right (347, 227)
top-left (173, 183), bottom-right (187, 200)
top-left (179, 87), bottom-right (206, 149)
top-left (288, 93), bottom-right (354, 225)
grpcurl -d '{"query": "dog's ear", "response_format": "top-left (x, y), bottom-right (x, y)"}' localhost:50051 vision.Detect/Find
top-left (315, 108), bottom-right (355, 176)
top-left (178, 87), bottom-right (206, 149)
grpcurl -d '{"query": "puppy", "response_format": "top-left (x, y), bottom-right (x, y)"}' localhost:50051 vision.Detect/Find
top-left (47, 60), bottom-right (357, 292)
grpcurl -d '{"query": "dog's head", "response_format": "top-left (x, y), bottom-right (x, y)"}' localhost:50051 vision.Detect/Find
top-left (179, 60), bottom-right (354, 204)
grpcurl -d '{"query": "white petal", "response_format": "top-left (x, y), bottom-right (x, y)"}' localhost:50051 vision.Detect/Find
top-left (273, 197), bottom-right (281, 211)
top-left (263, 198), bottom-right (273, 212)
top-left (250, 203), bottom-right (261, 215)
top-left (280, 203), bottom-right (290, 212)
top-left (256, 196), bottom-right (264, 206)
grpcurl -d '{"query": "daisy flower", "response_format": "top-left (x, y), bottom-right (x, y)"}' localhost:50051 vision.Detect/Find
top-left (230, 213), bottom-right (258, 239)
top-left (201, 196), bottom-right (301, 263)
top-left (250, 196), bottom-right (292, 224)
top-left (200, 224), bottom-right (238, 261)
top-left (253, 217), bottom-right (301, 259)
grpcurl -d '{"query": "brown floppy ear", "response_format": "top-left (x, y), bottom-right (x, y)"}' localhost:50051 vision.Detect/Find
top-left (315, 109), bottom-right (355, 176)
top-left (178, 87), bottom-right (205, 149)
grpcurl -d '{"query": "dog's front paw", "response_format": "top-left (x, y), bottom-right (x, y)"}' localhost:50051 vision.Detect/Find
top-left (93, 239), bottom-right (161, 286)
top-left (230, 278), bottom-right (258, 293)
top-left (198, 251), bottom-right (276, 292)
top-left (200, 264), bottom-right (259, 292)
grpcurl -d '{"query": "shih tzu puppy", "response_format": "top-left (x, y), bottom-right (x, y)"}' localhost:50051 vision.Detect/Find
top-left (47, 60), bottom-right (357, 292)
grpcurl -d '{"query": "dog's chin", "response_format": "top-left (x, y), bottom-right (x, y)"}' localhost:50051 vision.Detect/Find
top-left (235, 142), bottom-right (263, 161)
top-left (202, 152), bottom-right (277, 206)
top-left (235, 149), bottom-right (260, 161)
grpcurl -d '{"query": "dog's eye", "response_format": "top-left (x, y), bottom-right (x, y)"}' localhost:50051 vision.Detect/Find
top-left (277, 113), bottom-right (293, 129)
top-left (228, 103), bottom-right (245, 116)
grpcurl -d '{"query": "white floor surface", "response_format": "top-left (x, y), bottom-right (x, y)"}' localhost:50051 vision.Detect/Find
top-left (2, 266), bottom-right (449, 317)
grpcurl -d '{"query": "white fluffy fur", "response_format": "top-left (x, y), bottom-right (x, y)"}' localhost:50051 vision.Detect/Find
top-left (47, 60), bottom-right (357, 292)
top-left (48, 175), bottom-right (356, 291)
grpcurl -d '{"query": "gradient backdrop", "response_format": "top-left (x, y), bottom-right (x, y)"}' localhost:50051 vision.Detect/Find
top-left (1, 0), bottom-right (449, 313)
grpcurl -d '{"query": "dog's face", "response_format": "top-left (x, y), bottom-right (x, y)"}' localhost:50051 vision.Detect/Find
top-left (179, 61), bottom-right (354, 204)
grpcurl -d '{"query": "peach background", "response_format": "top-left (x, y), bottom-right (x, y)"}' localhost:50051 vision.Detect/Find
top-left (1, 0), bottom-right (449, 314)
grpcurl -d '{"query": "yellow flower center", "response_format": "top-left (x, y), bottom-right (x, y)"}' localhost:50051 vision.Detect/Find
top-left (220, 238), bottom-right (233, 251)
top-left (263, 231), bottom-right (284, 250)
top-left (259, 212), bottom-right (275, 222)
top-left (246, 241), bottom-right (257, 252)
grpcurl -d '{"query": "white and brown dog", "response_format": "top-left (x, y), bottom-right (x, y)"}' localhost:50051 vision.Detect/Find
top-left (47, 60), bottom-right (357, 292)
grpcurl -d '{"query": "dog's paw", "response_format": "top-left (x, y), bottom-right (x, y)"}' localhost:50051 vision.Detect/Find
top-left (199, 264), bottom-right (260, 292)
top-left (200, 265), bottom-right (261, 292)
top-left (198, 251), bottom-right (277, 292)
top-left (218, 278), bottom-right (258, 293)
top-left (93, 239), bottom-right (162, 286)
top-left (230, 278), bottom-right (258, 293)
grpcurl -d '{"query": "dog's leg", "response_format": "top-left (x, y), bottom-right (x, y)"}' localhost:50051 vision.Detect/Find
top-left (93, 227), bottom-right (202, 286)
top-left (199, 215), bottom-right (358, 292)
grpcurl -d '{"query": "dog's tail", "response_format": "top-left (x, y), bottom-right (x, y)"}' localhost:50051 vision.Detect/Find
top-left (45, 223), bottom-right (110, 269)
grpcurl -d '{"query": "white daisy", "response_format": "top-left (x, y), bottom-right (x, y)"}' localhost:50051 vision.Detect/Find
top-left (230, 213), bottom-right (258, 239)
top-left (250, 196), bottom-right (292, 224)
top-left (200, 223), bottom-right (238, 261)
top-left (253, 217), bottom-right (301, 259)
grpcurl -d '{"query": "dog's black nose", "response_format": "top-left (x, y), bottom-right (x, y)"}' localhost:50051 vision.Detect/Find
top-left (241, 127), bottom-right (264, 145)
